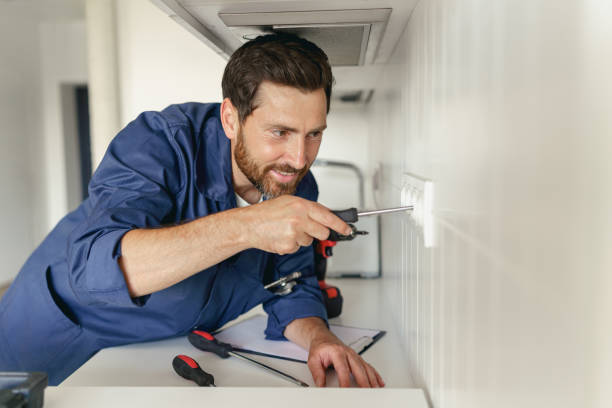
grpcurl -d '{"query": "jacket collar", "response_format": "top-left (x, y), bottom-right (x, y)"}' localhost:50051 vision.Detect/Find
top-left (195, 105), bottom-right (235, 205)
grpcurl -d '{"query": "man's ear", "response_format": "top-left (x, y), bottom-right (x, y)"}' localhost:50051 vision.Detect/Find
top-left (220, 98), bottom-right (239, 141)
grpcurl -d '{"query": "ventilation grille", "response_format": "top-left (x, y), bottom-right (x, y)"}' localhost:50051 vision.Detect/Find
top-left (218, 9), bottom-right (391, 67)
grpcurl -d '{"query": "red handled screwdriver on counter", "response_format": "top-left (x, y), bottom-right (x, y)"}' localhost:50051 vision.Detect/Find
top-left (188, 330), bottom-right (309, 387)
top-left (172, 354), bottom-right (216, 387)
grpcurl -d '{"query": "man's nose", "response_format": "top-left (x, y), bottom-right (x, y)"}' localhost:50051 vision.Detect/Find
top-left (286, 135), bottom-right (306, 170)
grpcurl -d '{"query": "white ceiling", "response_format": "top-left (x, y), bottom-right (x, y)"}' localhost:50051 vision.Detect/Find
top-left (151, 0), bottom-right (419, 100)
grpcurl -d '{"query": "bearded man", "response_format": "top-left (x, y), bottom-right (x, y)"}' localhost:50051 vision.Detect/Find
top-left (0, 34), bottom-right (384, 388)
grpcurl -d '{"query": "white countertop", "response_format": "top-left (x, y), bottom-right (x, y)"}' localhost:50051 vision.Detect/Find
top-left (57, 278), bottom-right (426, 406)
top-left (46, 387), bottom-right (427, 407)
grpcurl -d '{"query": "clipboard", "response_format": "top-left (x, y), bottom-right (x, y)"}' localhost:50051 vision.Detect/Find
top-left (213, 314), bottom-right (386, 363)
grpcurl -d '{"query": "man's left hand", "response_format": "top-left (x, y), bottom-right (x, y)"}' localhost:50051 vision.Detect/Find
top-left (284, 316), bottom-right (385, 387)
top-left (307, 336), bottom-right (385, 387)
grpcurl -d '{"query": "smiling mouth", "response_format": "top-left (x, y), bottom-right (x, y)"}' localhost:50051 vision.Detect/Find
top-left (270, 169), bottom-right (298, 182)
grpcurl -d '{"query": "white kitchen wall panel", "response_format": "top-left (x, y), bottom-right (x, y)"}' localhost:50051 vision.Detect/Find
top-left (0, 1), bottom-right (86, 284)
top-left (369, 0), bottom-right (612, 407)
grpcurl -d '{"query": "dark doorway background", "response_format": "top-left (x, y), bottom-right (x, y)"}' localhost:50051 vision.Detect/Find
top-left (74, 85), bottom-right (91, 200)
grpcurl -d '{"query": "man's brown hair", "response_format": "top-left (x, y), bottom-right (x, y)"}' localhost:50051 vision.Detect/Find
top-left (221, 33), bottom-right (334, 123)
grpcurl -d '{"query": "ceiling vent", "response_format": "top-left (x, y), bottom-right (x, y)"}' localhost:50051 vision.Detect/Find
top-left (151, 1), bottom-right (418, 106)
top-left (217, 9), bottom-right (391, 66)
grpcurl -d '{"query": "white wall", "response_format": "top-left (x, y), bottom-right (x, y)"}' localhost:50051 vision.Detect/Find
top-left (86, 0), bottom-right (122, 169)
top-left (311, 105), bottom-right (372, 210)
top-left (0, 6), bottom-right (42, 285)
top-left (40, 21), bottom-right (88, 227)
top-left (114, 0), bottom-right (226, 127)
top-left (0, 1), bottom-right (85, 285)
top-left (369, 1), bottom-right (612, 407)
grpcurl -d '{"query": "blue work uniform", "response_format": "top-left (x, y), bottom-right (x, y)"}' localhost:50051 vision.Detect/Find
top-left (0, 102), bottom-right (327, 385)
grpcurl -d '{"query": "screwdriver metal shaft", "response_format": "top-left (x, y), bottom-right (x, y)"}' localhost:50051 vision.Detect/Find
top-left (357, 205), bottom-right (414, 217)
top-left (228, 350), bottom-right (309, 387)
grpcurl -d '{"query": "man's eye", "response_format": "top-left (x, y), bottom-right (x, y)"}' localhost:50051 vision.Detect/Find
top-left (272, 130), bottom-right (288, 137)
top-left (309, 131), bottom-right (322, 139)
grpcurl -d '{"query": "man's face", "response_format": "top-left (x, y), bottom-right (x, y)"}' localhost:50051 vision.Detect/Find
top-left (233, 81), bottom-right (327, 198)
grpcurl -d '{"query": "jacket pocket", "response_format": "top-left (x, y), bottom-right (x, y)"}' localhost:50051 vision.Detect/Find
top-left (0, 266), bottom-right (83, 371)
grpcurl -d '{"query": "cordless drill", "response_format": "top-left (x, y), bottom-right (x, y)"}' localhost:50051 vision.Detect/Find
top-left (315, 214), bottom-right (368, 318)
top-left (314, 238), bottom-right (343, 318)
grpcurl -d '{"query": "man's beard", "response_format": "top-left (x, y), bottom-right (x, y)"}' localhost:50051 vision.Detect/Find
top-left (234, 130), bottom-right (309, 198)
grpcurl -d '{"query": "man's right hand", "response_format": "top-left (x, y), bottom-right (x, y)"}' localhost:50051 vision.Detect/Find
top-left (242, 196), bottom-right (352, 255)
top-left (119, 196), bottom-right (350, 297)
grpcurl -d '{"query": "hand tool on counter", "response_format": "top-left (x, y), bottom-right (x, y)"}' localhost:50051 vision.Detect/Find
top-left (316, 205), bottom-right (415, 318)
top-left (172, 355), bottom-right (216, 387)
top-left (263, 271), bottom-right (302, 296)
top-left (188, 330), bottom-right (309, 387)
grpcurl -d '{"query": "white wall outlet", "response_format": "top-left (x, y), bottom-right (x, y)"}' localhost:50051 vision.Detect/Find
top-left (401, 173), bottom-right (435, 247)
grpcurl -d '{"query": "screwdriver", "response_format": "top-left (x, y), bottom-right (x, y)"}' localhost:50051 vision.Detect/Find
top-left (334, 205), bottom-right (414, 222)
top-left (328, 205), bottom-right (414, 241)
top-left (188, 330), bottom-right (309, 387)
top-left (172, 354), bottom-right (216, 386)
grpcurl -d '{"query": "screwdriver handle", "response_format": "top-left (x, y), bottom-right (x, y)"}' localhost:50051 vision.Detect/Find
top-left (189, 330), bottom-right (233, 358)
top-left (332, 208), bottom-right (359, 223)
top-left (327, 208), bottom-right (359, 241)
top-left (172, 355), bottom-right (215, 386)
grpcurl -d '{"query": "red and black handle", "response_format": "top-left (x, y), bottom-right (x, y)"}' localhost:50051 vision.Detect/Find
top-left (316, 239), bottom-right (337, 259)
top-left (172, 354), bottom-right (215, 387)
top-left (328, 208), bottom-right (365, 241)
top-left (188, 330), bottom-right (233, 358)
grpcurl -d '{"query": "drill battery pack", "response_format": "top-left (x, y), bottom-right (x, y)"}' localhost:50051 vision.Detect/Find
top-left (319, 281), bottom-right (343, 319)
top-left (314, 239), bottom-right (344, 318)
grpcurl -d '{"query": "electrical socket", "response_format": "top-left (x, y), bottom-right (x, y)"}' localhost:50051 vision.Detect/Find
top-left (401, 173), bottom-right (435, 247)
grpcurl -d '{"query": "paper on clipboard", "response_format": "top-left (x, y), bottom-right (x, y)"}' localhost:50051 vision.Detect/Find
top-left (213, 314), bottom-right (385, 363)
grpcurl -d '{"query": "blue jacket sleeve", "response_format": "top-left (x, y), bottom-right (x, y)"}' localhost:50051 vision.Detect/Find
top-left (263, 172), bottom-right (328, 340)
top-left (67, 112), bottom-right (184, 307)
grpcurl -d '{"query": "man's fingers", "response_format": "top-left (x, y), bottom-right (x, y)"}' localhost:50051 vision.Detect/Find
top-left (307, 340), bottom-right (384, 388)
top-left (375, 368), bottom-right (385, 387)
top-left (296, 232), bottom-right (314, 248)
top-left (303, 219), bottom-right (331, 241)
top-left (347, 355), bottom-right (372, 388)
top-left (364, 363), bottom-right (380, 388)
top-left (330, 353), bottom-right (352, 387)
top-left (307, 358), bottom-right (327, 387)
